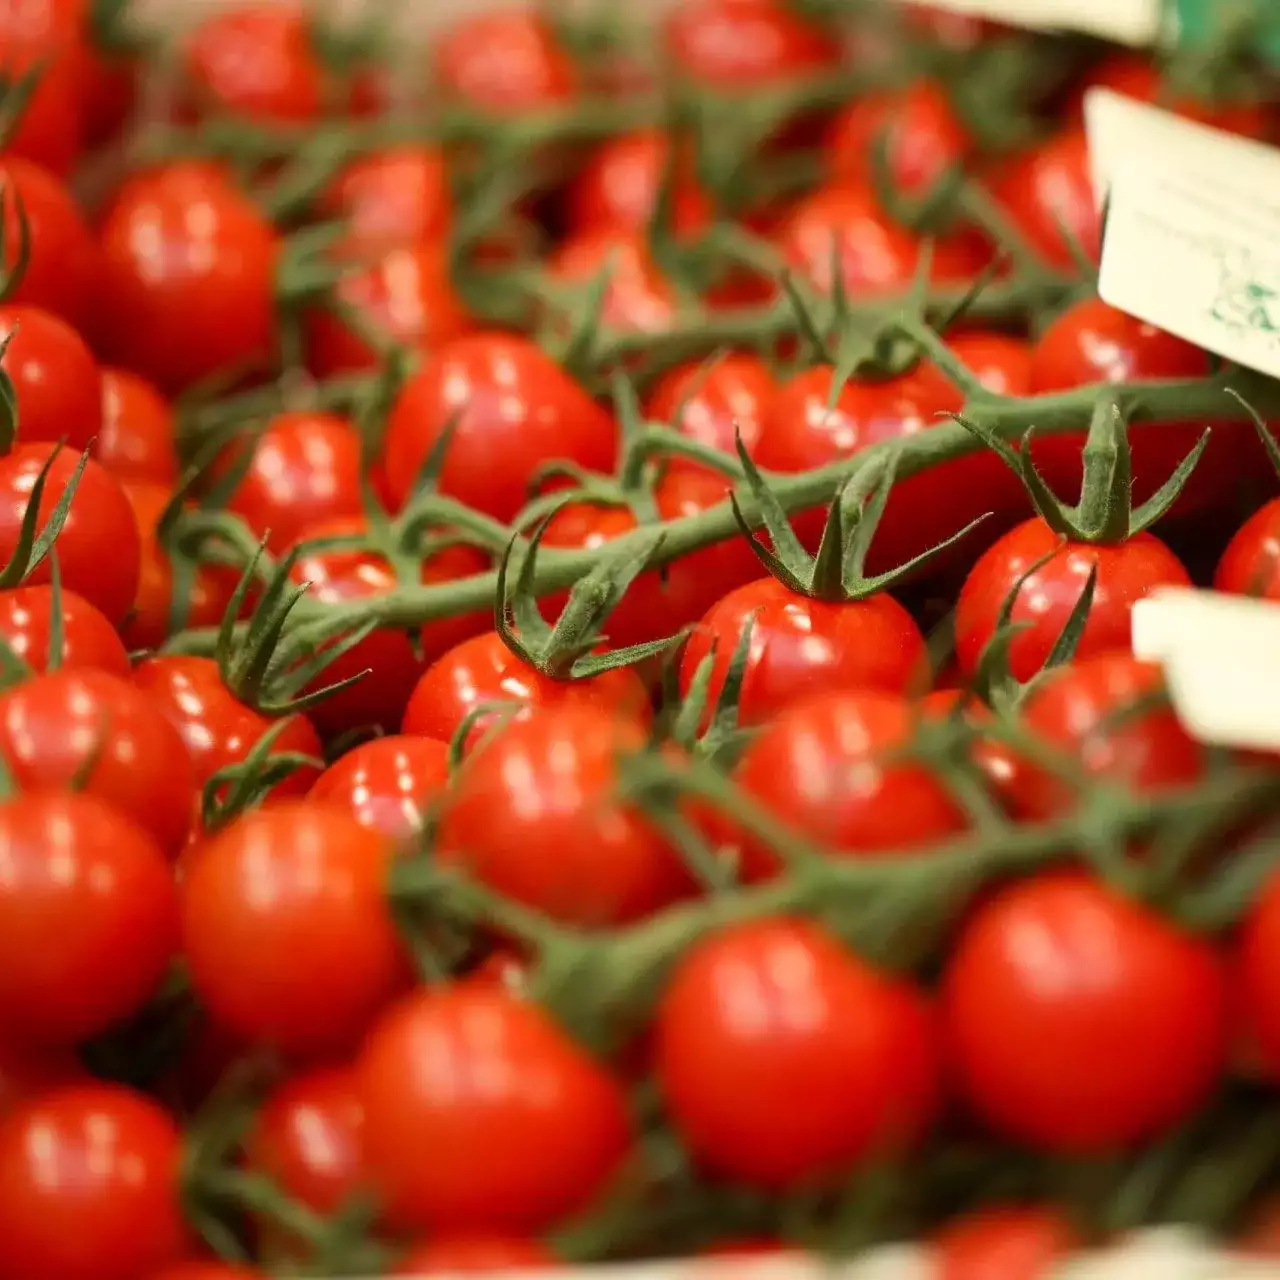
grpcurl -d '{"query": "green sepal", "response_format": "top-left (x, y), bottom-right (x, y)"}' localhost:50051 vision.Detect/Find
top-left (201, 716), bottom-right (324, 835)
top-left (0, 445), bottom-right (89, 589)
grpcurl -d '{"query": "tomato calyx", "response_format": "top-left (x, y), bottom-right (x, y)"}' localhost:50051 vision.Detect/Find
top-left (670, 612), bottom-right (757, 764)
top-left (0, 442), bottom-right (86, 586)
top-left (200, 715), bottom-right (324, 835)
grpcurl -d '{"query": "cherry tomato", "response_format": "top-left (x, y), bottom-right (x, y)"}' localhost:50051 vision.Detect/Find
top-left (437, 704), bottom-right (693, 926)
top-left (1011, 654), bottom-right (1205, 822)
top-left (318, 146), bottom-right (452, 253)
top-left (566, 129), bottom-right (712, 241)
top-left (935, 1205), bottom-right (1080, 1280)
top-left (656, 917), bottom-right (939, 1188)
top-left (943, 871), bottom-right (1228, 1151)
top-left (920, 331), bottom-right (1034, 401)
top-left (403, 630), bottom-right (653, 752)
top-left (539, 469), bottom-right (759, 648)
top-left (0, 791), bottom-right (178, 1045)
top-left (1216, 499), bottom-right (1280, 597)
top-left (0, 442), bottom-right (140, 625)
top-left (249, 1066), bottom-right (369, 1216)
top-left (181, 3), bottom-right (324, 123)
top-left (546, 230), bottom-right (679, 335)
top-left (305, 243), bottom-right (473, 378)
top-left (681, 576), bottom-right (929, 727)
top-left (0, 583), bottom-right (130, 674)
top-left (96, 368), bottom-right (178, 486)
top-left (1029, 297), bottom-right (1235, 517)
top-left (183, 801), bottom-right (406, 1056)
top-left (286, 520), bottom-right (489, 737)
top-left (381, 332), bottom-right (618, 520)
top-left (309, 734), bottom-right (451, 842)
top-left (0, 305), bottom-right (100, 450)
top-left (643, 352), bottom-right (776, 472)
top-left (223, 411), bottom-right (364, 555)
top-left (709, 689), bottom-right (968, 882)
top-left (0, 668), bottom-right (196, 857)
top-left (79, 44), bottom-right (139, 150)
top-left (397, 1235), bottom-right (557, 1274)
top-left (121, 482), bottom-right (240, 652)
top-left (99, 162), bottom-right (279, 393)
top-left (0, 1085), bottom-right (186, 1280)
top-left (826, 80), bottom-right (971, 195)
top-left (132, 655), bottom-right (323, 799)
top-left (358, 984), bottom-right (631, 1231)
top-left (0, 1039), bottom-right (85, 1118)
top-left (0, 156), bottom-right (100, 336)
top-left (0, 4), bottom-right (83, 175)
top-left (433, 10), bottom-right (577, 115)
top-left (954, 516), bottom-right (1191, 685)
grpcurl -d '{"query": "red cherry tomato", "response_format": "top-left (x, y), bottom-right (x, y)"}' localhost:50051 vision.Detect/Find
top-left (249, 1066), bottom-right (369, 1216)
top-left (358, 984), bottom-right (631, 1231)
top-left (223, 411), bottom-right (364, 555)
top-left (935, 1205), bottom-right (1080, 1280)
top-left (567, 129), bottom-right (712, 241)
top-left (99, 162), bottom-right (279, 393)
top-left (433, 10), bottom-right (577, 115)
top-left (0, 442), bottom-right (140, 625)
top-left (827, 80), bottom-right (971, 195)
top-left (437, 704), bottom-right (693, 926)
top-left (944, 871), bottom-right (1228, 1151)
top-left (1029, 297), bottom-right (1233, 516)
top-left (656, 917), bottom-right (939, 1188)
top-left (546, 230), bottom-right (679, 335)
top-left (181, 3), bottom-right (324, 123)
top-left (0, 305), bottom-right (100, 450)
top-left (96, 368), bottom-right (178, 486)
top-left (0, 583), bottom-right (130, 674)
top-left (920, 331), bottom-right (1034, 401)
top-left (954, 516), bottom-right (1191, 685)
top-left (382, 332), bottom-right (618, 520)
top-left (397, 1236), bottom-right (558, 1274)
top-left (711, 689), bottom-right (968, 882)
top-left (0, 1038), bottom-right (85, 1118)
top-left (0, 791), bottom-right (178, 1044)
top-left (0, 5), bottom-right (83, 175)
top-left (0, 668), bottom-right (196, 857)
top-left (318, 146), bottom-right (452, 253)
top-left (1216, 499), bottom-right (1280, 597)
top-left (305, 243), bottom-right (474, 378)
top-left (0, 1085), bottom-right (186, 1280)
top-left (183, 801), bottom-right (406, 1056)
top-left (403, 630), bottom-right (652, 752)
top-left (1238, 861), bottom-right (1280, 1084)
top-left (1012, 654), bottom-right (1206, 822)
top-left (680, 576), bottom-right (929, 728)
top-left (0, 156), bottom-right (99, 337)
top-left (309, 734), bottom-right (451, 842)
top-left (133, 655), bottom-right (323, 798)
top-left (79, 44), bottom-right (139, 149)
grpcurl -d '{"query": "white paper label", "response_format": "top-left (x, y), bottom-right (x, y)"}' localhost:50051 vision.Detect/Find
top-left (899, 0), bottom-right (1160, 44)
top-left (1087, 90), bottom-right (1280, 381)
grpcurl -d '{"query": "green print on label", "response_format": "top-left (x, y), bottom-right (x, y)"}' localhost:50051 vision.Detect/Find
top-left (1211, 252), bottom-right (1280, 336)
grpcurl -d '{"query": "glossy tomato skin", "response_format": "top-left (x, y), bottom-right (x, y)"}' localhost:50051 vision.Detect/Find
top-left (546, 231), bottom-right (679, 335)
top-left (96, 368), bottom-right (178, 486)
top-left (0, 305), bottom-right (101, 451)
top-left (0, 1085), bottom-right (186, 1280)
top-left (100, 163), bottom-right (279, 393)
top-left (132, 655), bottom-right (323, 798)
top-left (1029, 297), bottom-right (1233, 517)
top-left (318, 146), bottom-right (451, 253)
top-left (305, 243), bottom-right (473, 378)
top-left (713, 690), bottom-right (968, 882)
top-left (0, 668), bottom-right (196, 858)
top-left (0, 13), bottom-right (82, 176)
top-left (954, 517), bottom-right (1192, 684)
top-left (397, 1235), bottom-right (557, 1274)
top-left (0, 157), bottom-right (99, 334)
top-left (0, 583), bottom-right (130, 674)
top-left (656, 917), bottom-right (940, 1188)
top-left (309, 735), bottom-right (451, 842)
top-left (224, 411), bottom-right (364, 555)
top-left (681, 577), bottom-right (929, 727)
top-left (926, 331), bottom-right (1034, 400)
top-left (943, 871), bottom-right (1228, 1151)
top-left (0, 443), bottom-right (140, 625)
top-left (1216, 499), bottom-right (1280, 597)
top-left (1013, 654), bottom-right (1205, 822)
top-left (183, 802), bottom-right (406, 1056)
top-left (403, 630), bottom-right (652, 751)
top-left (0, 792), bottom-right (178, 1045)
top-left (433, 10), bottom-right (577, 114)
top-left (382, 332), bottom-right (618, 520)
top-left (358, 985), bottom-right (631, 1231)
top-left (934, 1205), bottom-right (1080, 1280)
top-left (181, 4), bottom-right (323, 123)
top-left (437, 704), bottom-right (693, 926)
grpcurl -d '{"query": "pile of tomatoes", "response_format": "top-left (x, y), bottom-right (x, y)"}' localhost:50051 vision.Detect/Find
top-left (6, 1), bottom-right (1280, 1278)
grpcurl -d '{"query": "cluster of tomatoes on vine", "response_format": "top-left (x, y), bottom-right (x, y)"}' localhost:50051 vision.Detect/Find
top-left (4, 1), bottom-right (1280, 1279)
